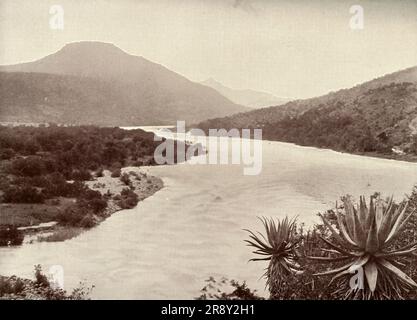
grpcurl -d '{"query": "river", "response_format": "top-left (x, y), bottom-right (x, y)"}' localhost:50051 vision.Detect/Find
top-left (0, 128), bottom-right (416, 299)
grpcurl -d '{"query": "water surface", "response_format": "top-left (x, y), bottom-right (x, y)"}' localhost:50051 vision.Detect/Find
top-left (0, 130), bottom-right (416, 299)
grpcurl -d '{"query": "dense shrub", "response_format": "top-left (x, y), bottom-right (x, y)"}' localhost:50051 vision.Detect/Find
top-left (1, 266), bottom-right (93, 300)
top-left (79, 215), bottom-right (96, 229)
top-left (120, 172), bottom-right (131, 186)
top-left (95, 167), bottom-right (104, 177)
top-left (0, 225), bottom-right (24, 246)
top-left (37, 228), bottom-right (83, 242)
top-left (56, 189), bottom-right (107, 227)
top-left (3, 185), bottom-right (45, 203)
top-left (86, 198), bottom-right (107, 214)
top-left (111, 168), bottom-right (121, 178)
top-left (0, 148), bottom-right (15, 160)
top-left (197, 82), bottom-right (417, 158)
top-left (9, 156), bottom-right (46, 177)
top-left (197, 277), bottom-right (263, 300)
top-left (0, 277), bottom-right (25, 295)
top-left (58, 204), bottom-right (89, 227)
top-left (241, 191), bottom-right (417, 300)
top-left (41, 173), bottom-right (72, 197)
top-left (34, 264), bottom-right (50, 288)
top-left (81, 189), bottom-right (102, 201)
top-left (0, 125), bottom-right (178, 205)
top-left (71, 169), bottom-right (93, 181)
top-left (116, 188), bottom-right (139, 209)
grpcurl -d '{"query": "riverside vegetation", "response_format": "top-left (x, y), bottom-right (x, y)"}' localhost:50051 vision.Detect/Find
top-left (0, 265), bottom-right (92, 300)
top-left (0, 124), bottom-right (188, 245)
top-left (198, 188), bottom-right (417, 300)
top-left (197, 67), bottom-right (417, 161)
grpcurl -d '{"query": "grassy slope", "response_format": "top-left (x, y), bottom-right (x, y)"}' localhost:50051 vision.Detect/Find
top-left (196, 67), bottom-right (417, 160)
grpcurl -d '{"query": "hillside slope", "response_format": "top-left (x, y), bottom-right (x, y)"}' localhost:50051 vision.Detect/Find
top-left (201, 78), bottom-right (289, 108)
top-left (197, 66), bottom-right (417, 158)
top-left (0, 42), bottom-right (248, 125)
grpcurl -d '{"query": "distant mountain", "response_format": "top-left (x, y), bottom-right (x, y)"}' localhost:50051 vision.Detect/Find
top-left (197, 66), bottom-right (417, 158)
top-left (0, 42), bottom-right (249, 126)
top-left (201, 78), bottom-right (289, 108)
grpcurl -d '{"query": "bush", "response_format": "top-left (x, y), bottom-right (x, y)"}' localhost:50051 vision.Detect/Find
top-left (38, 228), bottom-right (83, 242)
top-left (242, 192), bottom-right (417, 300)
top-left (113, 194), bottom-right (122, 201)
top-left (58, 204), bottom-right (89, 227)
top-left (71, 169), bottom-right (92, 181)
top-left (9, 156), bottom-right (45, 177)
top-left (81, 189), bottom-right (102, 201)
top-left (77, 189), bottom-right (107, 214)
top-left (34, 265), bottom-right (50, 288)
top-left (79, 215), bottom-right (96, 229)
top-left (41, 173), bottom-right (73, 198)
top-left (87, 198), bottom-right (107, 214)
top-left (0, 278), bottom-right (13, 296)
top-left (14, 278), bottom-right (25, 293)
top-left (117, 188), bottom-right (139, 209)
top-left (0, 276), bottom-right (25, 296)
top-left (67, 181), bottom-right (88, 198)
top-left (2, 185), bottom-right (45, 203)
top-left (57, 190), bottom-right (107, 227)
top-left (197, 277), bottom-right (263, 300)
top-left (1, 267), bottom-right (93, 300)
top-left (96, 167), bottom-right (104, 177)
top-left (120, 172), bottom-right (131, 186)
top-left (111, 168), bottom-right (121, 178)
top-left (0, 148), bottom-right (15, 160)
top-left (132, 160), bottom-right (143, 166)
top-left (0, 225), bottom-right (24, 246)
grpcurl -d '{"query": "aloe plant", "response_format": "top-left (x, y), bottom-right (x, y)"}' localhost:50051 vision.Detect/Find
top-left (245, 217), bottom-right (302, 298)
top-left (309, 195), bottom-right (417, 299)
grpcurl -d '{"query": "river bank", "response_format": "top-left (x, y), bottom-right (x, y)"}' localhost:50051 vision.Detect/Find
top-left (0, 125), bottom-right (190, 246)
top-left (4, 167), bottom-right (164, 244)
top-left (1, 135), bottom-right (417, 299)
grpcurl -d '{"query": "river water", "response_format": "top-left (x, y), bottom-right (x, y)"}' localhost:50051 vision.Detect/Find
top-left (0, 129), bottom-right (416, 299)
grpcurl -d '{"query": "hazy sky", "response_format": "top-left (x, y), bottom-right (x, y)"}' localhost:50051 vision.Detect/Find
top-left (1, 0), bottom-right (416, 99)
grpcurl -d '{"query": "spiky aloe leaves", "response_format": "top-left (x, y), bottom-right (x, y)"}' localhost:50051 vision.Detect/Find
top-left (245, 216), bottom-right (302, 275)
top-left (364, 262), bottom-right (378, 293)
top-left (366, 204), bottom-right (379, 254)
top-left (309, 195), bottom-right (417, 298)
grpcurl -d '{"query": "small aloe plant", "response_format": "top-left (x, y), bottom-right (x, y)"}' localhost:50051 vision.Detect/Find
top-left (245, 217), bottom-right (302, 297)
top-left (309, 195), bottom-right (417, 299)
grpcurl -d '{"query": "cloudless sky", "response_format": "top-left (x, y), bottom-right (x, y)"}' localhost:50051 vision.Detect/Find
top-left (1, 0), bottom-right (416, 99)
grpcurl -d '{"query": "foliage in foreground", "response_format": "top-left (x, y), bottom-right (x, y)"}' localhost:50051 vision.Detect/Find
top-left (0, 225), bottom-right (24, 246)
top-left (196, 277), bottom-right (263, 300)
top-left (245, 193), bottom-right (417, 300)
top-left (308, 195), bottom-right (417, 299)
top-left (200, 190), bottom-right (417, 300)
top-left (244, 217), bottom-right (302, 297)
top-left (1, 265), bottom-right (93, 300)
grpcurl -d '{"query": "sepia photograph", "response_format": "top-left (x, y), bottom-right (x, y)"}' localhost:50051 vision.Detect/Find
top-left (0, 0), bottom-right (417, 309)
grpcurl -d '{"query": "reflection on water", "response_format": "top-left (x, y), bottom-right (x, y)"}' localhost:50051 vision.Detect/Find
top-left (0, 129), bottom-right (416, 299)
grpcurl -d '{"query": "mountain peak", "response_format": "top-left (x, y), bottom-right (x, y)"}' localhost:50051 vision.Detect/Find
top-left (0, 42), bottom-right (248, 126)
top-left (58, 41), bottom-right (128, 57)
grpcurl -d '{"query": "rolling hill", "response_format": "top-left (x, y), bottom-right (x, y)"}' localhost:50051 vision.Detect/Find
top-left (200, 78), bottom-right (289, 108)
top-left (197, 66), bottom-right (417, 158)
top-left (0, 42), bottom-right (249, 126)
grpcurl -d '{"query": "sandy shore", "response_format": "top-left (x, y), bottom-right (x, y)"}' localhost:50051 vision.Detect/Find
top-left (22, 167), bottom-right (163, 243)
top-left (85, 166), bottom-right (163, 214)
top-left (1, 167), bottom-right (164, 299)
